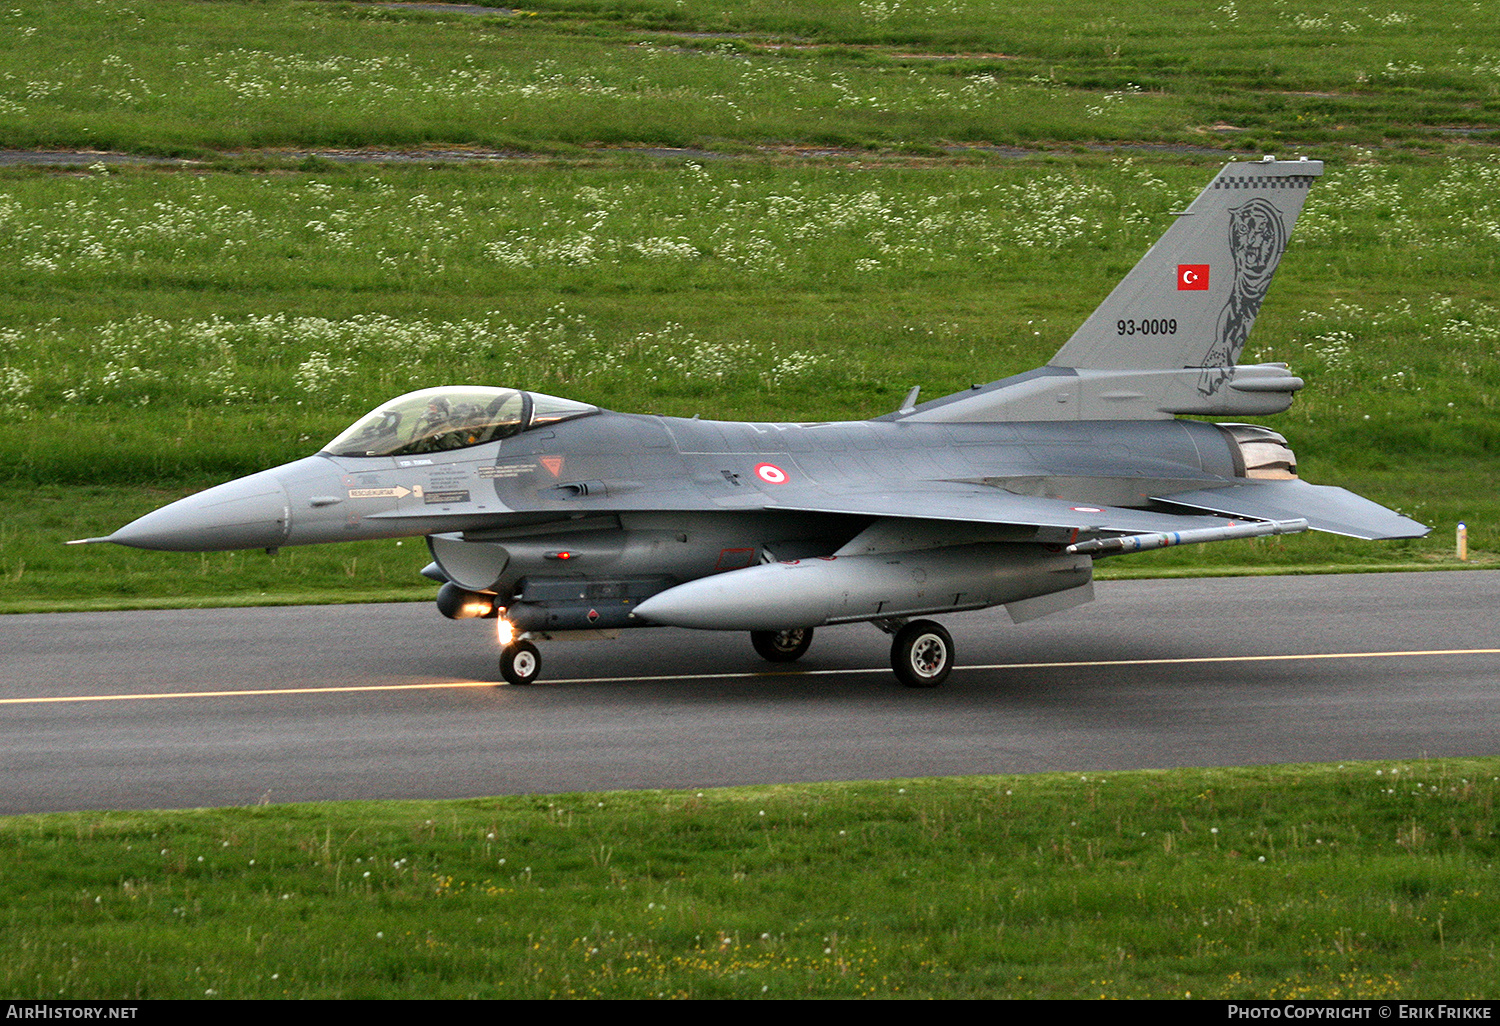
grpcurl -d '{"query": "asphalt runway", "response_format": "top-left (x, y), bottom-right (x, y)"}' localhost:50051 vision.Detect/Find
top-left (2, 571), bottom-right (1497, 814)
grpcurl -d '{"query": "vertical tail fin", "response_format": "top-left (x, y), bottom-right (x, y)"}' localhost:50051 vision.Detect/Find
top-left (1050, 156), bottom-right (1322, 385)
top-left (900, 157), bottom-right (1322, 424)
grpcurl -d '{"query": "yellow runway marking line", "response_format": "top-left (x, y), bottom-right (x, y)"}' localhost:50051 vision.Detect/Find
top-left (5, 648), bottom-right (1498, 705)
top-left (0, 680), bottom-right (501, 706)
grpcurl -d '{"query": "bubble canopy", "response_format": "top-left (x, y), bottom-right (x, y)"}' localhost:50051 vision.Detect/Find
top-left (323, 386), bottom-right (598, 458)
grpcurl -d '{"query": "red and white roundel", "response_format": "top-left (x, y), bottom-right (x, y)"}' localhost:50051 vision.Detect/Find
top-left (754, 462), bottom-right (788, 485)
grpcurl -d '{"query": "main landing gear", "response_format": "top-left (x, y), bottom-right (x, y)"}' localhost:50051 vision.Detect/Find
top-left (885, 619), bottom-right (953, 688)
top-left (749, 620), bottom-right (955, 687)
top-left (750, 628), bottom-right (814, 663)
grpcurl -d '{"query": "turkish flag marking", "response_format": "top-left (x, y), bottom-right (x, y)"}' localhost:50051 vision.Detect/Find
top-left (1177, 264), bottom-right (1210, 290)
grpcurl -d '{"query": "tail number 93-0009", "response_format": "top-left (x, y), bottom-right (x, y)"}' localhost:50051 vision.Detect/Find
top-left (1117, 318), bottom-right (1178, 336)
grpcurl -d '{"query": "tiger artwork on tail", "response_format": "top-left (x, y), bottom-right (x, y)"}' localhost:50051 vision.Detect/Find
top-left (1198, 197), bottom-right (1288, 398)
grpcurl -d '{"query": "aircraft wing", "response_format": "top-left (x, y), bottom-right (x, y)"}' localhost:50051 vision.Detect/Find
top-left (773, 477), bottom-right (1424, 542)
top-left (767, 481), bottom-right (1258, 536)
top-left (1151, 479), bottom-right (1428, 540)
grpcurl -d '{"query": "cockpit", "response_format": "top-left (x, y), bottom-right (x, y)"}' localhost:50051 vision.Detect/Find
top-left (323, 386), bottom-right (598, 458)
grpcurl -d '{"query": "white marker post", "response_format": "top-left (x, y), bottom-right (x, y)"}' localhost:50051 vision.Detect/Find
top-left (1457, 522), bottom-right (1468, 562)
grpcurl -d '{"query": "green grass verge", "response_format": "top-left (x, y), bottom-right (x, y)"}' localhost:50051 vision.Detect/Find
top-left (4, 759), bottom-right (1497, 998)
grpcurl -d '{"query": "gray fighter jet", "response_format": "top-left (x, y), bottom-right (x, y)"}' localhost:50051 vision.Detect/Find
top-left (76, 157), bottom-right (1427, 686)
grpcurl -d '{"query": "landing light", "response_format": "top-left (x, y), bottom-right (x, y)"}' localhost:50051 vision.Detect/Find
top-left (497, 618), bottom-right (517, 648)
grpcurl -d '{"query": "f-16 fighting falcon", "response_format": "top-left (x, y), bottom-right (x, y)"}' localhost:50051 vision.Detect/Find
top-left (76, 157), bottom-right (1427, 687)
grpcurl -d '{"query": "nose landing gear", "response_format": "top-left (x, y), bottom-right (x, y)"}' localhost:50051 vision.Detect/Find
top-left (499, 639), bottom-right (541, 685)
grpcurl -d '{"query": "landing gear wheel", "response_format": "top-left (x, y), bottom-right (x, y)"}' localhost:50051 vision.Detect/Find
top-left (890, 620), bottom-right (952, 688)
top-left (751, 628), bottom-right (814, 663)
top-left (499, 640), bottom-right (541, 685)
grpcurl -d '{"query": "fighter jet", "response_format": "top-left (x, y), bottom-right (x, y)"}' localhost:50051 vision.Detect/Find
top-left (75, 157), bottom-right (1427, 687)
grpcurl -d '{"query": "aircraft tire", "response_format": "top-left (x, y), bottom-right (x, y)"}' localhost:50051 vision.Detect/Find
top-left (890, 620), bottom-right (952, 688)
top-left (750, 628), bottom-right (814, 663)
top-left (500, 640), bottom-right (542, 685)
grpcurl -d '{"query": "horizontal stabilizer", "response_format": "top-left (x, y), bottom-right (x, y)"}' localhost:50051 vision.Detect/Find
top-left (898, 363), bottom-right (1305, 423)
top-left (1154, 480), bottom-right (1428, 540)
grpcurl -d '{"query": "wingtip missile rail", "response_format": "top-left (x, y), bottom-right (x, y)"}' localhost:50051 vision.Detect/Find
top-left (1066, 518), bottom-right (1309, 557)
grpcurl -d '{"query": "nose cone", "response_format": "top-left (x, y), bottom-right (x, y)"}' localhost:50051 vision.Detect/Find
top-left (106, 470), bottom-right (292, 552)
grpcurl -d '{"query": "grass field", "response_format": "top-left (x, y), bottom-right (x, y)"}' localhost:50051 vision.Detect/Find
top-left (3, 760), bottom-right (1497, 999)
